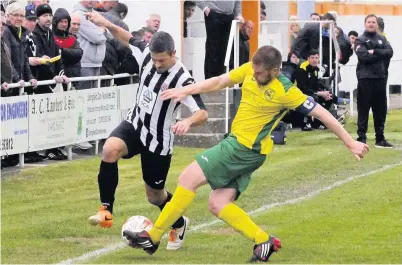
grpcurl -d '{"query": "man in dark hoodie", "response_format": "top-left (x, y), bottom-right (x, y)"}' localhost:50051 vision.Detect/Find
top-left (31, 4), bottom-right (70, 94)
top-left (53, 8), bottom-right (83, 90)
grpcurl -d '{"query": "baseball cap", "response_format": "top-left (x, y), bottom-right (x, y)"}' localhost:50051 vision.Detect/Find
top-left (25, 4), bottom-right (37, 20)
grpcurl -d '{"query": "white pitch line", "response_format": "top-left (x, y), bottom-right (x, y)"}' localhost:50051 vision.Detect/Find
top-left (58, 162), bottom-right (402, 264)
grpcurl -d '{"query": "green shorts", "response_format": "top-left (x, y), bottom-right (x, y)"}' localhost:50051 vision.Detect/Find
top-left (195, 134), bottom-right (266, 199)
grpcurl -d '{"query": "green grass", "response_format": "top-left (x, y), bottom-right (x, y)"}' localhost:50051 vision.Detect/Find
top-left (2, 110), bottom-right (402, 264)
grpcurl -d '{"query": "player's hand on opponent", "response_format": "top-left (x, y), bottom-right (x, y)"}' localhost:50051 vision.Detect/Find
top-left (347, 140), bottom-right (369, 161)
top-left (160, 88), bottom-right (189, 103)
top-left (172, 119), bottom-right (191, 136)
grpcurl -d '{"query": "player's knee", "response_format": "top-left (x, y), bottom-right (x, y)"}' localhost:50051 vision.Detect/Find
top-left (208, 198), bottom-right (223, 216)
top-left (146, 190), bottom-right (165, 206)
top-left (102, 138), bottom-right (125, 162)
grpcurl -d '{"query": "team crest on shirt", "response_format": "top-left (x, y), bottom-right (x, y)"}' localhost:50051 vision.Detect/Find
top-left (161, 83), bottom-right (169, 92)
top-left (264, 89), bottom-right (275, 100)
top-left (378, 40), bottom-right (383, 45)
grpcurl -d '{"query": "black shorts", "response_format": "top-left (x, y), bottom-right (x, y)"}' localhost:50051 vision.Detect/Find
top-left (109, 121), bottom-right (172, 190)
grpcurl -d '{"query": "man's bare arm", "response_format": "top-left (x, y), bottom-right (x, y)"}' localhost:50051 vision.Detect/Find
top-left (85, 12), bottom-right (132, 46)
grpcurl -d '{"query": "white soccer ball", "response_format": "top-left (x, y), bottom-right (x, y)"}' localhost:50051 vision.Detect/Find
top-left (121, 215), bottom-right (153, 247)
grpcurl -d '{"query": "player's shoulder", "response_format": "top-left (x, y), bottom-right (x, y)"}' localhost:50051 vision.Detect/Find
top-left (275, 74), bottom-right (295, 93)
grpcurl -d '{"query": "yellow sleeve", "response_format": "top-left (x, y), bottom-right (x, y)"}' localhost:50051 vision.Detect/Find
top-left (228, 62), bottom-right (251, 84)
top-left (281, 86), bottom-right (308, 110)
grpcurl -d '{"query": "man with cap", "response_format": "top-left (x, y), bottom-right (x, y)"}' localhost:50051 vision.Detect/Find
top-left (23, 4), bottom-right (40, 81)
top-left (31, 3), bottom-right (69, 92)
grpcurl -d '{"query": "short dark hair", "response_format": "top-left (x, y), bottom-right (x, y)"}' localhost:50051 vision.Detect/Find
top-left (365, 14), bottom-right (377, 23)
top-left (308, 49), bottom-right (319, 57)
top-left (310, 12), bottom-right (320, 17)
top-left (260, 1), bottom-right (266, 10)
top-left (112, 3), bottom-right (128, 16)
top-left (252, 46), bottom-right (282, 70)
top-left (322, 13), bottom-right (335, 21)
top-left (261, 10), bottom-right (266, 17)
top-left (149, 31), bottom-right (175, 55)
top-left (348, 30), bottom-right (358, 37)
top-left (377, 17), bottom-right (385, 32)
top-left (184, 1), bottom-right (196, 8)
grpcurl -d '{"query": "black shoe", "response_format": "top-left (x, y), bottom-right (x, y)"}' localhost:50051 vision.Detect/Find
top-left (302, 123), bottom-right (313, 131)
top-left (46, 149), bottom-right (67, 160)
top-left (375, 139), bottom-right (393, 149)
top-left (122, 230), bottom-right (160, 255)
top-left (357, 138), bottom-right (367, 144)
top-left (250, 236), bottom-right (282, 262)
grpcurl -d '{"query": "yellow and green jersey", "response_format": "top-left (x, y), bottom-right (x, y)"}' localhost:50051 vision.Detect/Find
top-left (229, 62), bottom-right (308, 155)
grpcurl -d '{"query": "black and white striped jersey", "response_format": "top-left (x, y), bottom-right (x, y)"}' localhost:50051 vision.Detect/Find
top-left (126, 45), bottom-right (206, 156)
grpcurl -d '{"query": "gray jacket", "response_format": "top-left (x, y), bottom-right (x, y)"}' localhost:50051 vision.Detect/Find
top-left (73, 3), bottom-right (106, 68)
top-left (196, 1), bottom-right (241, 17)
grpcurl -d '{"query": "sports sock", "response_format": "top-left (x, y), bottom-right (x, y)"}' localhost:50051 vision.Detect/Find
top-left (148, 186), bottom-right (195, 243)
top-left (98, 161), bottom-right (118, 214)
top-left (158, 191), bottom-right (185, 229)
top-left (218, 203), bottom-right (269, 244)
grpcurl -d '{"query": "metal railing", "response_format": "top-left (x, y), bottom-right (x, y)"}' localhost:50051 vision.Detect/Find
top-left (2, 73), bottom-right (138, 168)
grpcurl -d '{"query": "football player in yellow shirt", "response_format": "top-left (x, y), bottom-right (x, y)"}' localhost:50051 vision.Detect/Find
top-left (123, 46), bottom-right (369, 261)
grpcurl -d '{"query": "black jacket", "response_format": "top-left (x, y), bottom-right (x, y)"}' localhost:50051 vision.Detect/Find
top-left (355, 31), bottom-right (393, 80)
top-left (3, 24), bottom-right (34, 83)
top-left (53, 8), bottom-right (83, 80)
top-left (292, 23), bottom-right (336, 75)
top-left (294, 61), bottom-right (328, 100)
top-left (31, 24), bottom-right (63, 81)
top-left (336, 27), bottom-right (353, 65)
top-left (1, 39), bottom-right (14, 97)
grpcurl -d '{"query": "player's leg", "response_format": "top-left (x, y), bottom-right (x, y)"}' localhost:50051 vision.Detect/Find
top-left (123, 161), bottom-right (207, 254)
top-left (140, 149), bottom-right (189, 250)
top-left (88, 121), bottom-right (136, 228)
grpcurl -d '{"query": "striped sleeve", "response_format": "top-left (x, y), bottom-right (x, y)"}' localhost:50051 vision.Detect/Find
top-left (179, 71), bottom-right (206, 113)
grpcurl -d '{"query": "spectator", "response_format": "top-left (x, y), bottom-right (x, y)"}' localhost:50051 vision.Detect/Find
top-left (102, 2), bottom-right (128, 31)
top-left (53, 8), bottom-right (83, 90)
top-left (289, 16), bottom-right (300, 46)
top-left (310, 12), bottom-right (320, 21)
top-left (183, 1), bottom-right (195, 38)
top-left (146, 13), bottom-right (161, 32)
top-left (3, 1), bottom-right (38, 96)
top-left (348, 30), bottom-right (358, 50)
top-left (292, 12), bottom-right (336, 77)
top-left (230, 20), bottom-right (253, 69)
top-left (260, 10), bottom-right (266, 21)
top-left (73, 1), bottom-right (107, 90)
top-left (131, 27), bottom-right (154, 51)
top-left (260, 1), bottom-right (265, 11)
top-left (94, 0), bottom-right (117, 12)
top-left (22, 4), bottom-right (36, 32)
top-left (69, 13), bottom-right (81, 36)
top-left (281, 51), bottom-right (300, 83)
top-left (196, 0), bottom-right (244, 79)
top-left (355, 14), bottom-right (393, 148)
top-left (1, 10), bottom-right (12, 97)
top-left (1, 9), bottom-right (20, 169)
top-left (335, 26), bottom-right (352, 65)
top-left (31, 4), bottom-right (69, 93)
top-left (377, 17), bottom-right (390, 83)
top-left (24, 4), bottom-right (40, 96)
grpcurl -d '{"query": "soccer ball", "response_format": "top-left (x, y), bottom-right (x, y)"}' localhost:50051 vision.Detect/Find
top-left (121, 215), bottom-right (153, 247)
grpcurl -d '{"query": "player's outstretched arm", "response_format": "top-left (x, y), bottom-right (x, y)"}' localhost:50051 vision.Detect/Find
top-left (309, 104), bottom-right (369, 161)
top-left (161, 74), bottom-right (234, 103)
top-left (85, 11), bottom-right (132, 47)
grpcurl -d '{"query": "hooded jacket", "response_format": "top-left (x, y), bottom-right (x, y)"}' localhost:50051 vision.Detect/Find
top-left (53, 8), bottom-right (83, 80)
top-left (3, 24), bottom-right (34, 84)
top-left (335, 27), bottom-right (353, 65)
top-left (73, 2), bottom-right (106, 68)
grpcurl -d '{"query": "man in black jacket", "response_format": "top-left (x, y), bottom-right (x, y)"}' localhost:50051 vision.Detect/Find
top-left (355, 14), bottom-right (393, 148)
top-left (53, 8), bottom-right (83, 90)
top-left (292, 13), bottom-right (336, 77)
top-left (377, 17), bottom-right (390, 83)
top-left (3, 2), bottom-right (38, 96)
top-left (31, 4), bottom-right (69, 94)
